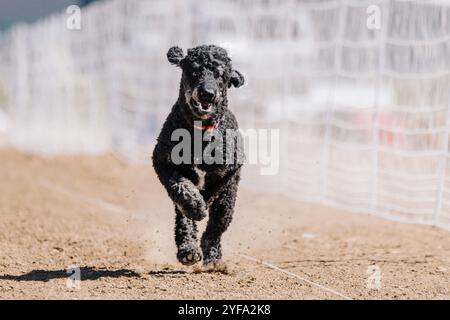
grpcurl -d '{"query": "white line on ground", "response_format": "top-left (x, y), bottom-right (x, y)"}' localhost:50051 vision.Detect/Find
top-left (37, 177), bottom-right (352, 300)
top-left (237, 253), bottom-right (353, 300)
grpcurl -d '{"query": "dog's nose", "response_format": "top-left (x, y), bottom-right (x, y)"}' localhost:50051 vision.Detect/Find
top-left (198, 84), bottom-right (216, 103)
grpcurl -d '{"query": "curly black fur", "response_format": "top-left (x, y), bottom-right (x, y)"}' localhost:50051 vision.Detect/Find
top-left (152, 45), bottom-right (245, 266)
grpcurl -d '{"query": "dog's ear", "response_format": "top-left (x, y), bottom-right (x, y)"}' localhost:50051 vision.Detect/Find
top-left (167, 46), bottom-right (184, 66)
top-left (229, 70), bottom-right (245, 88)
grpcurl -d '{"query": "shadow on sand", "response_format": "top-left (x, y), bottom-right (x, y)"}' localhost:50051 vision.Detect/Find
top-left (0, 267), bottom-right (141, 282)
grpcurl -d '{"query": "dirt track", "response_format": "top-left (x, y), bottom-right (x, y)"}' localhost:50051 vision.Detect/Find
top-left (0, 149), bottom-right (448, 299)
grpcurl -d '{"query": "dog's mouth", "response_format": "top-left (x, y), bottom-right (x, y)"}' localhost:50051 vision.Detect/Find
top-left (190, 98), bottom-right (213, 114)
top-left (185, 94), bottom-right (214, 120)
top-left (184, 87), bottom-right (217, 120)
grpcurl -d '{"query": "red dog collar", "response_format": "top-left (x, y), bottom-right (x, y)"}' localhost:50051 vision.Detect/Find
top-left (193, 121), bottom-right (220, 133)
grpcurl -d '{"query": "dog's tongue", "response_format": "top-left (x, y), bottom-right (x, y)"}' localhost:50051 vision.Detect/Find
top-left (193, 121), bottom-right (219, 132)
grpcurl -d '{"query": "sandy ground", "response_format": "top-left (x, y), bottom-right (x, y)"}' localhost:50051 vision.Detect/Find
top-left (0, 149), bottom-right (448, 300)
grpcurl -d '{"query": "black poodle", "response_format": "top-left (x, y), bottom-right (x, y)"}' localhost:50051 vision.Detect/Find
top-left (152, 45), bottom-right (245, 266)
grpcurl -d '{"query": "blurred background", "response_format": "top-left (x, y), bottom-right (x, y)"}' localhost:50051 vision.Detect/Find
top-left (0, 0), bottom-right (449, 230)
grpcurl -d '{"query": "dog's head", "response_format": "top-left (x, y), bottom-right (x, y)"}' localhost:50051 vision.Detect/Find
top-left (167, 45), bottom-right (245, 120)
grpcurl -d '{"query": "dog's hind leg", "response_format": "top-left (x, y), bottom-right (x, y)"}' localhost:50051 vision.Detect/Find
top-left (201, 177), bottom-right (238, 266)
top-left (175, 207), bottom-right (202, 265)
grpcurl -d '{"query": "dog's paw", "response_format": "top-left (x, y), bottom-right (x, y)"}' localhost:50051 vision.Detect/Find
top-left (177, 246), bottom-right (202, 266)
top-left (203, 257), bottom-right (224, 268)
top-left (178, 203), bottom-right (207, 221)
top-left (201, 239), bottom-right (223, 265)
top-left (176, 180), bottom-right (208, 221)
top-left (183, 198), bottom-right (208, 221)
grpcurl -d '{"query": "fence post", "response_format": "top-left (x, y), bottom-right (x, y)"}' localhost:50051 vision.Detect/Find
top-left (281, 0), bottom-right (294, 196)
top-left (371, 0), bottom-right (390, 214)
top-left (321, 0), bottom-right (347, 202)
top-left (434, 92), bottom-right (450, 225)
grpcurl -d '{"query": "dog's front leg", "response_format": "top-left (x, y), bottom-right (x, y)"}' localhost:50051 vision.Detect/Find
top-left (170, 174), bottom-right (208, 221)
top-left (175, 207), bottom-right (202, 265)
top-left (153, 160), bottom-right (207, 221)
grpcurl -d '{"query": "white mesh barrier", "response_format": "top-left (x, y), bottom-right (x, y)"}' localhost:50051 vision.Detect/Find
top-left (0, 0), bottom-right (449, 230)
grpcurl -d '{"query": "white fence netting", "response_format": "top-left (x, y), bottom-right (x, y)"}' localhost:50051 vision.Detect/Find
top-left (0, 0), bottom-right (449, 230)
